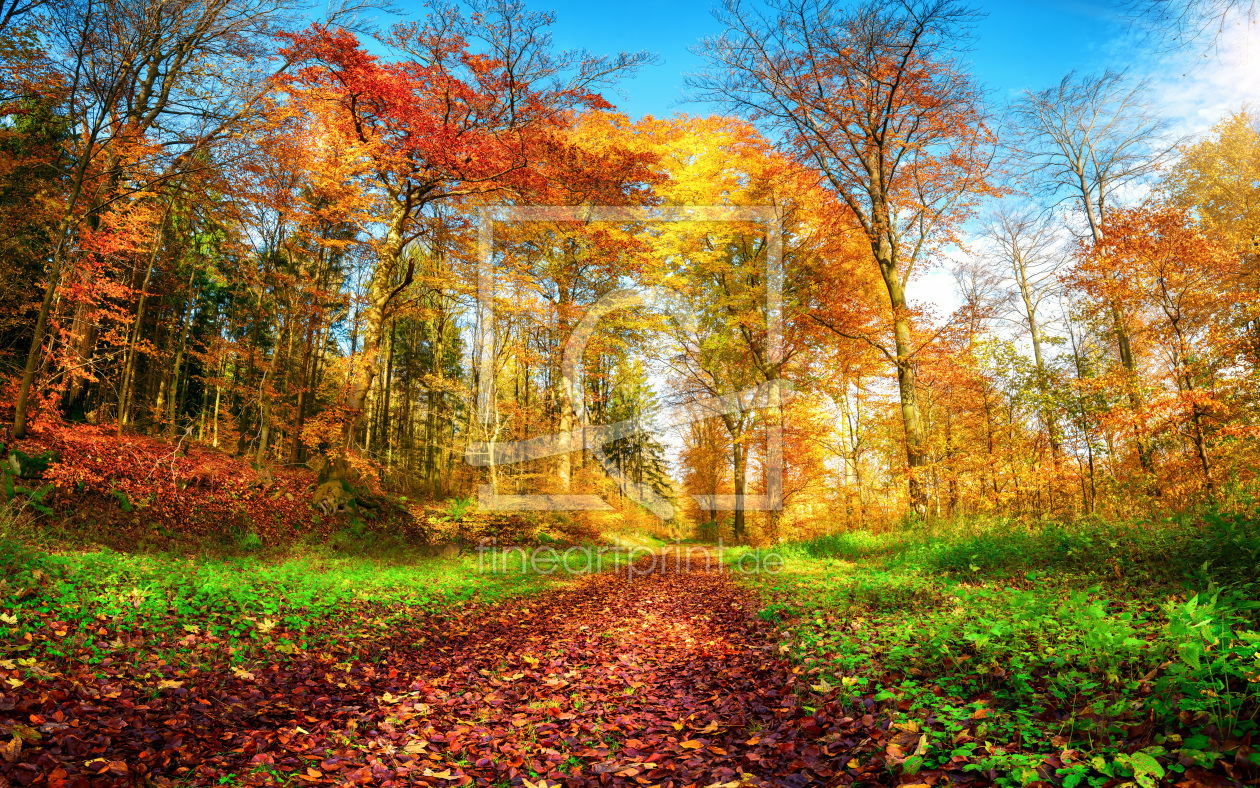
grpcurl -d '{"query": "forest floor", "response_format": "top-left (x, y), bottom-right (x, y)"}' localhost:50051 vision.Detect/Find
top-left (0, 544), bottom-right (885, 788)
top-left (2, 521), bottom-right (1259, 788)
top-left (733, 521), bottom-right (1260, 788)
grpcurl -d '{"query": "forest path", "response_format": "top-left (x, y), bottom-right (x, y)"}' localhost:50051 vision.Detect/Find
top-left (0, 560), bottom-right (889, 788)
top-left (309, 561), bottom-right (877, 787)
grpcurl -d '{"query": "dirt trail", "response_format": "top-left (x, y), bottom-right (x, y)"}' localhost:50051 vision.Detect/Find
top-left (0, 561), bottom-right (890, 788)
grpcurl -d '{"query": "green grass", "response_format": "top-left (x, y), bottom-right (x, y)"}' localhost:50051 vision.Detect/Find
top-left (0, 513), bottom-right (566, 672)
top-left (738, 515), bottom-right (1260, 787)
top-left (790, 510), bottom-right (1260, 585)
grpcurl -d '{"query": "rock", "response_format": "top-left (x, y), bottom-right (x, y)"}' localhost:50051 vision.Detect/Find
top-left (312, 480), bottom-right (356, 515)
top-left (7, 449), bottom-right (59, 479)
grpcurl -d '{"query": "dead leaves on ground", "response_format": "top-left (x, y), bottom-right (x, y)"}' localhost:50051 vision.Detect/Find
top-left (0, 563), bottom-right (910, 787)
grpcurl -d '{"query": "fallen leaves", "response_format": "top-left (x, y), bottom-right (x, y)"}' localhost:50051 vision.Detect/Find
top-left (0, 557), bottom-right (892, 787)
top-left (10, 424), bottom-right (428, 545)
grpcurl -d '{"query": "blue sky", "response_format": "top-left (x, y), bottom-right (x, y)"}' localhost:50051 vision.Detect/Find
top-left (534, 0), bottom-right (1132, 120)
top-left (376, 0), bottom-right (1258, 138)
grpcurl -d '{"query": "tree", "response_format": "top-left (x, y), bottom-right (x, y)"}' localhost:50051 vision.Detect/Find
top-left (10, 0), bottom-right (373, 438)
top-left (644, 114), bottom-right (817, 541)
top-left (0, 0), bottom-right (46, 36)
top-left (1081, 205), bottom-right (1240, 497)
top-left (1124, 0), bottom-right (1258, 48)
top-left (600, 357), bottom-right (675, 512)
top-left (680, 410), bottom-right (731, 529)
top-left (1163, 110), bottom-right (1260, 371)
top-left (1164, 110), bottom-right (1260, 253)
top-left (1012, 70), bottom-right (1173, 248)
top-left (691, 0), bottom-right (998, 514)
top-left (499, 111), bottom-right (659, 493)
top-left (281, 2), bottom-right (652, 455)
top-left (1012, 69), bottom-right (1174, 476)
top-left (981, 204), bottom-right (1066, 454)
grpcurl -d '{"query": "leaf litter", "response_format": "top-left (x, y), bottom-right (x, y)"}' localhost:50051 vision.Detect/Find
top-left (0, 556), bottom-right (917, 787)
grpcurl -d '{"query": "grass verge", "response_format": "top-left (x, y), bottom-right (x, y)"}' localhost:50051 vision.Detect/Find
top-left (734, 515), bottom-right (1260, 787)
top-left (0, 510), bottom-right (565, 680)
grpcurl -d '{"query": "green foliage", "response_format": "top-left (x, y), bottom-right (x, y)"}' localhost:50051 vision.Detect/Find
top-left (796, 513), bottom-right (1260, 588)
top-left (748, 517), bottom-right (1260, 787)
top-left (1175, 509), bottom-right (1260, 586)
top-left (235, 529), bottom-right (263, 552)
top-left (1, 446), bottom-right (58, 514)
top-left (441, 496), bottom-right (475, 523)
top-left (694, 520), bottom-right (719, 542)
top-left (111, 488), bottom-right (132, 512)
top-left (0, 536), bottom-right (42, 586)
top-left (7, 448), bottom-right (59, 479)
top-left (13, 483), bottom-right (54, 516)
top-left (0, 543), bottom-right (561, 671)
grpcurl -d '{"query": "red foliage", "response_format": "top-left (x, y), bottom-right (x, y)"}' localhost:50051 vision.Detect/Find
top-left (1, 377), bottom-right (62, 437)
top-left (11, 425), bottom-right (335, 542)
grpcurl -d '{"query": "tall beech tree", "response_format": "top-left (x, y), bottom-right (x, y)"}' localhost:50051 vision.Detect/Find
top-left (1012, 69), bottom-right (1174, 476)
top-left (281, 3), bottom-right (651, 454)
top-left (691, 0), bottom-right (997, 514)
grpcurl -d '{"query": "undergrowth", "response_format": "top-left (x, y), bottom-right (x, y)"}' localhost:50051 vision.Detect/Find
top-left (740, 513), bottom-right (1260, 787)
top-left (0, 508), bottom-right (564, 677)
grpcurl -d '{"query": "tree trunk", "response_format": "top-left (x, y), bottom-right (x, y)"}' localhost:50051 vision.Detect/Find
top-left (876, 256), bottom-right (927, 515)
top-left (289, 315), bottom-right (317, 465)
top-left (12, 254), bottom-right (59, 438)
top-left (721, 412), bottom-right (748, 542)
top-left (62, 297), bottom-right (98, 419)
top-left (341, 202), bottom-right (411, 452)
top-left (164, 269), bottom-right (199, 438)
top-left (120, 220), bottom-right (167, 427)
top-left (380, 319), bottom-right (396, 465)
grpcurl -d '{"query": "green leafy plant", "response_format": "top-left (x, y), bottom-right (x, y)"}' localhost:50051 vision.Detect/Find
top-left (111, 488), bottom-right (132, 512)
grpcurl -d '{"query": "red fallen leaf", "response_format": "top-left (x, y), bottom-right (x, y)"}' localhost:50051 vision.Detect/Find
top-left (680, 740), bottom-right (703, 749)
